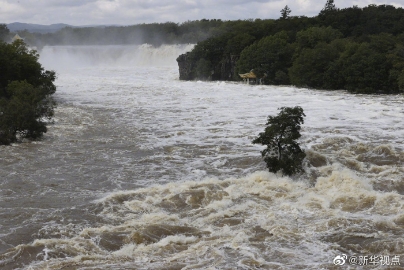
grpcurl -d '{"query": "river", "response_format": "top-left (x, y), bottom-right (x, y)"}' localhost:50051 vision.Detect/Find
top-left (0, 44), bottom-right (403, 269)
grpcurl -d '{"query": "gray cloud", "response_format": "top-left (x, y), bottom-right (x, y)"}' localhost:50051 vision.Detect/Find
top-left (1, 0), bottom-right (403, 25)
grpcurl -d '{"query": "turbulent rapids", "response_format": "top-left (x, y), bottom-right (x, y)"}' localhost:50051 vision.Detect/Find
top-left (0, 45), bottom-right (403, 269)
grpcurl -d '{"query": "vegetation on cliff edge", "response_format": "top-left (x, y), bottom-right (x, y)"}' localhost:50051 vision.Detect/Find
top-left (177, 3), bottom-right (404, 94)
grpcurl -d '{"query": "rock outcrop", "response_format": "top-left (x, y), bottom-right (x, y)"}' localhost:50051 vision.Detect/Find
top-left (177, 53), bottom-right (239, 81)
top-left (220, 55), bottom-right (239, 81)
top-left (176, 53), bottom-right (194, 80)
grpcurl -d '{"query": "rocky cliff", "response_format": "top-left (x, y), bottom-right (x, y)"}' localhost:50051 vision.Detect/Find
top-left (176, 53), bottom-right (194, 80)
top-left (219, 55), bottom-right (239, 81)
top-left (177, 53), bottom-right (239, 81)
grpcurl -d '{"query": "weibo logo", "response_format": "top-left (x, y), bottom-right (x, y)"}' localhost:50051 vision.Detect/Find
top-left (333, 254), bottom-right (347, 265)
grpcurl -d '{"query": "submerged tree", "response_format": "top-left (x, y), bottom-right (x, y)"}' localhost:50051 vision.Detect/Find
top-left (253, 106), bottom-right (306, 176)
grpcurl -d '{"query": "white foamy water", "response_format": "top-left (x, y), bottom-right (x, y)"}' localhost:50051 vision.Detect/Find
top-left (0, 45), bottom-right (403, 269)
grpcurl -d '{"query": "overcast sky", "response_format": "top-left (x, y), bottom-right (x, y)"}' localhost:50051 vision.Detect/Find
top-left (1, 0), bottom-right (403, 26)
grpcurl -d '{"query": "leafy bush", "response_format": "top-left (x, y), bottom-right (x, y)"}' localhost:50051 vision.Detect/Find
top-left (289, 41), bottom-right (341, 89)
top-left (237, 31), bottom-right (294, 84)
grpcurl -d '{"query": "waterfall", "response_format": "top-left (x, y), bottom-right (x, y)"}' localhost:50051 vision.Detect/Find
top-left (39, 44), bottom-right (195, 70)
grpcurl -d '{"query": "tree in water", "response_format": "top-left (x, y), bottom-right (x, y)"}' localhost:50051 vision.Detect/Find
top-left (252, 106), bottom-right (306, 176)
top-left (280, 5), bottom-right (292, 19)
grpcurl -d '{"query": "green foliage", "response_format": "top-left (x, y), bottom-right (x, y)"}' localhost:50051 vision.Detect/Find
top-left (290, 27), bottom-right (344, 89)
top-left (173, 4), bottom-right (404, 93)
top-left (186, 33), bottom-right (232, 80)
top-left (289, 41), bottom-right (341, 89)
top-left (295, 26), bottom-right (343, 51)
top-left (0, 40), bottom-right (56, 96)
top-left (318, 4), bottom-right (404, 37)
top-left (237, 32), bottom-right (294, 84)
top-left (253, 106), bottom-right (306, 176)
top-left (0, 41), bottom-right (56, 145)
top-left (0, 81), bottom-right (55, 143)
top-left (337, 42), bottom-right (392, 93)
top-left (289, 34), bottom-right (404, 93)
top-left (224, 33), bottom-right (256, 56)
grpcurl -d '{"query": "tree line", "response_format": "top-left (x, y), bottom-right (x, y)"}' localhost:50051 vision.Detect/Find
top-left (179, 2), bottom-right (404, 94)
top-left (1, 20), bottom-right (225, 48)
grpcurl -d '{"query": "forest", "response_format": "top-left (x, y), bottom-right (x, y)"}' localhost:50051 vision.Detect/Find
top-left (177, 2), bottom-right (404, 94)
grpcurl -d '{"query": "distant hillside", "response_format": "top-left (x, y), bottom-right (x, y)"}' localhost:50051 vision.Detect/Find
top-left (7, 22), bottom-right (71, 33)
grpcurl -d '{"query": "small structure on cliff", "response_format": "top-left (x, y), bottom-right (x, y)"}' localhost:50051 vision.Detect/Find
top-left (11, 34), bottom-right (23, 42)
top-left (239, 70), bottom-right (258, 84)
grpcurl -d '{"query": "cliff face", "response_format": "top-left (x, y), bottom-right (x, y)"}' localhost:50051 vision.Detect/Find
top-left (177, 53), bottom-right (239, 81)
top-left (220, 55), bottom-right (239, 81)
top-left (176, 53), bottom-right (194, 80)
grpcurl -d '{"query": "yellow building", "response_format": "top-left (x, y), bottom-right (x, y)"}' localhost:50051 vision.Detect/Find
top-left (11, 34), bottom-right (23, 42)
top-left (239, 70), bottom-right (257, 84)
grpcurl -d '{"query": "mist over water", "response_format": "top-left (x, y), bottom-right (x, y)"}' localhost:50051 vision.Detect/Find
top-left (0, 45), bottom-right (403, 269)
top-left (40, 44), bottom-right (195, 70)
